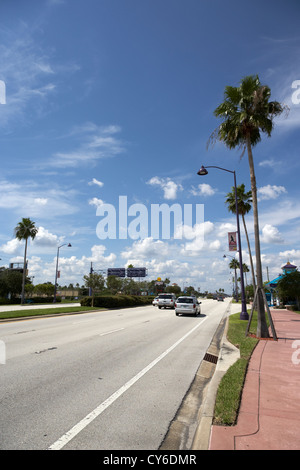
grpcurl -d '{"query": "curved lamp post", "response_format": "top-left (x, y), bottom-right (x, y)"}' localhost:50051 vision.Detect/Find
top-left (53, 243), bottom-right (72, 303)
top-left (197, 165), bottom-right (248, 320)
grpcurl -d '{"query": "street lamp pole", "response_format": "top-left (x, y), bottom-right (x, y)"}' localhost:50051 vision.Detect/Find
top-left (197, 165), bottom-right (248, 320)
top-left (53, 243), bottom-right (72, 303)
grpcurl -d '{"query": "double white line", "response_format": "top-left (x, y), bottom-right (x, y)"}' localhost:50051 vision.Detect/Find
top-left (48, 317), bottom-right (207, 450)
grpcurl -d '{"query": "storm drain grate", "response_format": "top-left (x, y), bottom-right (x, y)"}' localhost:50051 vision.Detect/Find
top-left (203, 352), bottom-right (218, 364)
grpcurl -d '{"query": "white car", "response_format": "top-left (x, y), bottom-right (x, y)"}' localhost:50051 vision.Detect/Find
top-left (152, 296), bottom-right (159, 306)
top-left (157, 293), bottom-right (176, 309)
top-left (175, 296), bottom-right (201, 316)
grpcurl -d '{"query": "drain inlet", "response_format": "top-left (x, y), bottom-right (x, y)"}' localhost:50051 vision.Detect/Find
top-left (203, 352), bottom-right (218, 364)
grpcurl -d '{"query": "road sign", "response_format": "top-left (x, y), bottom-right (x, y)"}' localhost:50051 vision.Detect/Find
top-left (127, 267), bottom-right (147, 277)
top-left (107, 268), bottom-right (126, 277)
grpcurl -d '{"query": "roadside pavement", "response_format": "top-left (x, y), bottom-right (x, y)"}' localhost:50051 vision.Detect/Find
top-left (209, 309), bottom-right (300, 450)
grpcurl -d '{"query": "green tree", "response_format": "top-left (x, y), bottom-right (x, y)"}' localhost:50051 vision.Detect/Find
top-left (83, 272), bottom-right (105, 307)
top-left (225, 184), bottom-right (256, 291)
top-left (106, 275), bottom-right (122, 295)
top-left (211, 75), bottom-right (286, 337)
top-left (0, 269), bottom-right (23, 298)
top-left (34, 282), bottom-right (55, 296)
top-left (166, 285), bottom-right (181, 295)
top-left (14, 218), bottom-right (38, 305)
top-left (277, 271), bottom-right (300, 310)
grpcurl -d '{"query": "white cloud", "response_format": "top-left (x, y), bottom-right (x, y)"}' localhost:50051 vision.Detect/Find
top-left (33, 226), bottom-right (61, 247)
top-left (261, 224), bottom-right (284, 244)
top-left (89, 197), bottom-right (104, 207)
top-left (121, 237), bottom-right (169, 260)
top-left (0, 227), bottom-right (63, 257)
top-left (217, 222), bottom-right (237, 237)
top-left (88, 178), bottom-right (104, 187)
top-left (257, 184), bottom-right (287, 201)
top-left (259, 159), bottom-right (276, 167)
top-left (34, 198), bottom-right (48, 205)
top-left (190, 183), bottom-right (216, 197)
top-left (0, 179), bottom-right (78, 218)
top-left (147, 176), bottom-right (183, 200)
top-left (0, 23), bottom-right (64, 128)
top-left (50, 124), bottom-right (125, 168)
top-left (0, 238), bottom-right (22, 255)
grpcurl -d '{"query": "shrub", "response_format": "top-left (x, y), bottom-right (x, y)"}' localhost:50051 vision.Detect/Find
top-left (80, 295), bottom-right (152, 309)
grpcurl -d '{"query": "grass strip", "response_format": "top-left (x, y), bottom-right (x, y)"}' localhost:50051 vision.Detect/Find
top-left (0, 306), bottom-right (104, 320)
top-left (213, 310), bottom-right (259, 426)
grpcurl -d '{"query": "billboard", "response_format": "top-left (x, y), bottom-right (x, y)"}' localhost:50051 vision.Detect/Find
top-left (107, 268), bottom-right (126, 277)
top-left (127, 267), bottom-right (147, 277)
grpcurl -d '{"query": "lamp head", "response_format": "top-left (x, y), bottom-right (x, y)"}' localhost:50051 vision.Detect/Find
top-left (197, 165), bottom-right (208, 176)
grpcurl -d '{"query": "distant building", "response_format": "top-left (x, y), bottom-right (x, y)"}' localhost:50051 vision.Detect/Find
top-left (265, 261), bottom-right (298, 306)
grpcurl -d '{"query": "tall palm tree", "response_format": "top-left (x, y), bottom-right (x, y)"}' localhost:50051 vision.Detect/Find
top-left (229, 258), bottom-right (239, 302)
top-left (15, 218), bottom-right (38, 304)
top-left (225, 184), bottom-right (256, 292)
top-left (211, 75), bottom-right (287, 337)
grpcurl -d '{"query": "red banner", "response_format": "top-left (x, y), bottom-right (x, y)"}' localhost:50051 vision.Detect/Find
top-left (228, 232), bottom-right (237, 251)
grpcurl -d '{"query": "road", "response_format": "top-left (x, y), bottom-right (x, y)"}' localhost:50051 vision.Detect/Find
top-left (0, 299), bottom-right (232, 450)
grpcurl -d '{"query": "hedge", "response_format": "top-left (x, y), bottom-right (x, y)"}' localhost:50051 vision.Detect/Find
top-left (0, 296), bottom-right (61, 305)
top-left (80, 295), bottom-right (153, 309)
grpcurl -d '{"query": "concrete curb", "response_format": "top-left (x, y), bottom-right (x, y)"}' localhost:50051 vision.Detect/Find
top-left (160, 302), bottom-right (240, 450)
top-left (192, 314), bottom-right (240, 450)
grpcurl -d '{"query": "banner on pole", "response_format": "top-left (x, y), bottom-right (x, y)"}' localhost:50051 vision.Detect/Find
top-left (228, 232), bottom-right (237, 251)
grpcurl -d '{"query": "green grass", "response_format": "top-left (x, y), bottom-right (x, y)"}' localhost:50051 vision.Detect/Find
top-left (213, 310), bottom-right (259, 426)
top-left (0, 306), bottom-right (104, 320)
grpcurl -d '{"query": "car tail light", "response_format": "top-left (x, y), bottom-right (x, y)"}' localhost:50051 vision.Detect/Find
top-left (175, 303), bottom-right (177, 307)
top-left (193, 304), bottom-right (196, 308)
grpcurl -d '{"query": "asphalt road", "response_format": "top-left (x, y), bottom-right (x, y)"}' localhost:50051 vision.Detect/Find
top-left (0, 299), bottom-right (231, 450)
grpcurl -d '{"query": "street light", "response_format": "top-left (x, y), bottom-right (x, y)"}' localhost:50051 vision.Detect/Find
top-left (53, 243), bottom-right (72, 303)
top-left (197, 165), bottom-right (248, 320)
top-left (223, 254), bottom-right (238, 302)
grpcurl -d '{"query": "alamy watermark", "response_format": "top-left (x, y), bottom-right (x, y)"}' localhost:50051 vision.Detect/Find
top-left (95, 196), bottom-right (204, 249)
top-left (292, 340), bottom-right (300, 365)
top-left (0, 80), bottom-right (6, 104)
top-left (291, 80), bottom-right (300, 105)
top-left (0, 340), bottom-right (5, 365)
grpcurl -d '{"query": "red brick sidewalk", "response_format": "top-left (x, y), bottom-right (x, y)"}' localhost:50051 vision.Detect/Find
top-left (209, 309), bottom-right (300, 450)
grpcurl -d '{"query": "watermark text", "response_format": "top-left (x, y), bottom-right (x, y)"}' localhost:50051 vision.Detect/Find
top-left (96, 196), bottom-right (204, 249)
top-left (291, 80), bottom-right (300, 105)
top-left (0, 80), bottom-right (6, 104)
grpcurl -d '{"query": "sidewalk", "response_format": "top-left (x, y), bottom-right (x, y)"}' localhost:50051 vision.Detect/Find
top-left (209, 309), bottom-right (300, 450)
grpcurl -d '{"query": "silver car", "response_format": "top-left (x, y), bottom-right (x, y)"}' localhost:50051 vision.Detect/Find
top-left (175, 296), bottom-right (201, 316)
top-left (157, 293), bottom-right (176, 309)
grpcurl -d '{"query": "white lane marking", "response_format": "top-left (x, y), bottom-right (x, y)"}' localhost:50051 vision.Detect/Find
top-left (100, 328), bottom-right (124, 336)
top-left (48, 316), bottom-right (207, 450)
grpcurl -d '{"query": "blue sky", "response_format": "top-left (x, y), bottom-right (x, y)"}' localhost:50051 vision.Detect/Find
top-left (1, 0), bottom-right (300, 293)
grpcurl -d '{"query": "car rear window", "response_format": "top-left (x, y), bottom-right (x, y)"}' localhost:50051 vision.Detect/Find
top-left (159, 294), bottom-right (174, 299)
top-left (177, 298), bottom-right (194, 303)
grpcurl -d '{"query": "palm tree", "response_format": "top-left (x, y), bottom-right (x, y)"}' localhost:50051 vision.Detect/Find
top-left (14, 218), bottom-right (38, 304)
top-left (242, 263), bottom-right (250, 287)
top-left (229, 258), bottom-right (239, 302)
top-left (211, 75), bottom-right (287, 337)
top-left (225, 184), bottom-right (256, 292)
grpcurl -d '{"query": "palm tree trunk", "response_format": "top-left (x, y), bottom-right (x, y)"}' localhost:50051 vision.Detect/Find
top-left (21, 238), bottom-right (28, 305)
top-left (241, 213), bottom-right (256, 291)
top-left (246, 136), bottom-right (269, 338)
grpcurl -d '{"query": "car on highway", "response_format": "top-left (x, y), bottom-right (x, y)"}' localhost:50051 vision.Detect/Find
top-left (175, 296), bottom-right (201, 316)
top-left (157, 293), bottom-right (176, 309)
top-left (152, 296), bottom-right (159, 306)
